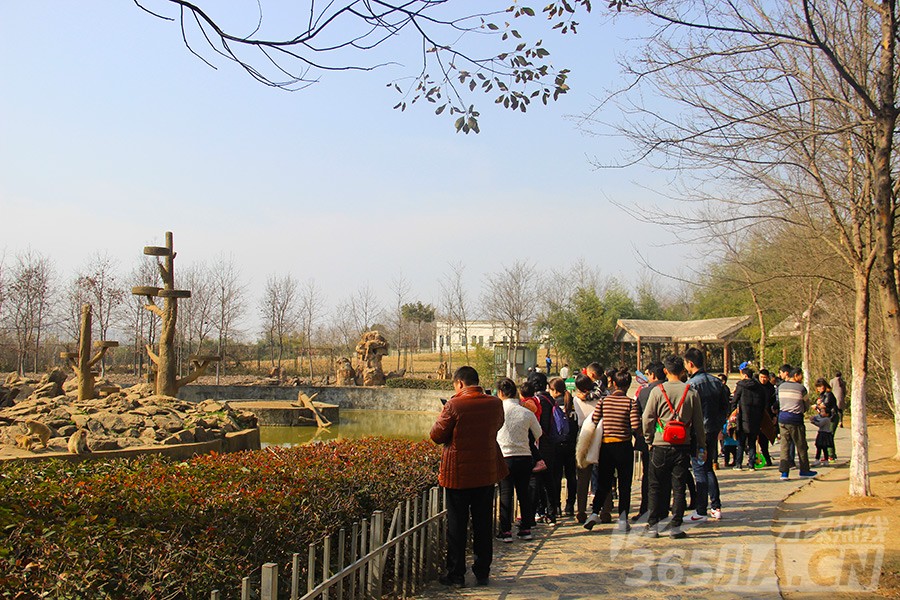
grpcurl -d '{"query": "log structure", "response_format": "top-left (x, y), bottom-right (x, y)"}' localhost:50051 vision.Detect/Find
top-left (61, 304), bottom-right (119, 401)
top-left (132, 231), bottom-right (220, 396)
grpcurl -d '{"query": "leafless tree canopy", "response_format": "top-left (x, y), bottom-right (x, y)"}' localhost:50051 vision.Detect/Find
top-left (210, 254), bottom-right (247, 381)
top-left (259, 273), bottom-right (299, 368)
top-left (482, 260), bottom-right (540, 374)
top-left (5, 250), bottom-right (54, 375)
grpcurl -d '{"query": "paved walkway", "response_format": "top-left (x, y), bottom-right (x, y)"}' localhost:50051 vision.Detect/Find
top-left (422, 429), bottom-right (852, 599)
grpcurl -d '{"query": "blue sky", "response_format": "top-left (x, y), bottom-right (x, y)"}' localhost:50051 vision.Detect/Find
top-left (0, 1), bottom-right (686, 328)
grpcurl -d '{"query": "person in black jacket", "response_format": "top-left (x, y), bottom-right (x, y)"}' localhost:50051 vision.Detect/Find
top-left (757, 369), bottom-right (777, 466)
top-left (732, 367), bottom-right (766, 470)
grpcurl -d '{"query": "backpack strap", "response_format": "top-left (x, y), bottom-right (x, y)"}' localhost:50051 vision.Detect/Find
top-left (659, 384), bottom-right (689, 421)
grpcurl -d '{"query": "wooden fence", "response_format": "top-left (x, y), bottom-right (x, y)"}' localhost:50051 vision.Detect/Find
top-left (209, 487), bottom-right (446, 600)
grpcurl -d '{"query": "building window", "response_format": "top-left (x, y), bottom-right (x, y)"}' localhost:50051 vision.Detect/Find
top-left (478, 336), bottom-right (484, 346)
top-left (502, 336), bottom-right (508, 343)
top-left (471, 336), bottom-right (477, 346)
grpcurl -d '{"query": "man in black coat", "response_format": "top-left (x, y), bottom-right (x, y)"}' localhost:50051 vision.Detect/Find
top-left (732, 367), bottom-right (766, 470)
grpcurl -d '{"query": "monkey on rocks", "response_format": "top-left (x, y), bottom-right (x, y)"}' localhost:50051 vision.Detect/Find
top-left (67, 429), bottom-right (90, 454)
top-left (23, 420), bottom-right (51, 448)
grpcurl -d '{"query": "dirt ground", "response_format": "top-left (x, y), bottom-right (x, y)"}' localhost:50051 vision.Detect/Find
top-left (777, 417), bottom-right (900, 599)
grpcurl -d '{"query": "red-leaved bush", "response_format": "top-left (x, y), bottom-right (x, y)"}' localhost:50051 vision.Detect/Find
top-left (0, 437), bottom-right (440, 599)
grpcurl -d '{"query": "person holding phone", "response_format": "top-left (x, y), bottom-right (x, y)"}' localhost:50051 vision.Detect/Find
top-left (431, 366), bottom-right (507, 588)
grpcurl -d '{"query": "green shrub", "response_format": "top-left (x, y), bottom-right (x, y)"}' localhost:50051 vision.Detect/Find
top-left (385, 377), bottom-right (454, 390)
top-left (1, 438), bottom-right (440, 599)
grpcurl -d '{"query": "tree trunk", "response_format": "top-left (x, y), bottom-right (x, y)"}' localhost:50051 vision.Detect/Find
top-left (748, 286), bottom-right (766, 370)
top-left (849, 269), bottom-right (872, 496)
top-left (77, 304), bottom-right (95, 401)
top-left (870, 0), bottom-right (900, 460)
top-left (157, 296), bottom-right (179, 396)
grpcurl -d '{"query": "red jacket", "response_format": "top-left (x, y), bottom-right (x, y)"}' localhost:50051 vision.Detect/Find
top-left (430, 385), bottom-right (508, 489)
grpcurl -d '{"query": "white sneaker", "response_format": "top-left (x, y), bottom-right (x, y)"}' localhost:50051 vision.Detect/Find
top-left (687, 511), bottom-right (707, 523)
top-left (709, 508), bottom-right (722, 520)
top-left (583, 513), bottom-right (600, 531)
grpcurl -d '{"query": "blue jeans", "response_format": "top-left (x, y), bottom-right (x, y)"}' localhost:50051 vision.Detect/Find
top-left (691, 431), bottom-right (720, 514)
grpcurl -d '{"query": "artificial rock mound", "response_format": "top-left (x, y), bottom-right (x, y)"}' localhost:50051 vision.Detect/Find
top-left (0, 379), bottom-right (257, 454)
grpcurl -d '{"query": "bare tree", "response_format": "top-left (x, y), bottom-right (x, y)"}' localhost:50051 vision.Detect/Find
top-left (589, 0), bottom-right (895, 494)
top-left (298, 278), bottom-right (325, 380)
top-left (349, 283), bottom-right (383, 334)
top-left (259, 274), bottom-right (299, 370)
top-left (5, 249), bottom-right (54, 375)
top-left (390, 272), bottom-right (411, 371)
top-left (178, 263), bottom-right (215, 376)
top-left (482, 261), bottom-right (540, 377)
top-left (441, 262), bottom-right (472, 365)
top-left (75, 253), bottom-right (126, 377)
top-left (127, 259), bottom-right (162, 380)
top-left (61, 277), bottom-right (90, 348)
top-left (210, 254), bottom-right (246, 383)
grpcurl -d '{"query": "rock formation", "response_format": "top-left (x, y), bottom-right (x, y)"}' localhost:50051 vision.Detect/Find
top-left (335, 357), bottom-right (356, 386)
top-left (0, 378), bottom-right (257, 454)
top-left (354, 331), bottom-right (389, 386)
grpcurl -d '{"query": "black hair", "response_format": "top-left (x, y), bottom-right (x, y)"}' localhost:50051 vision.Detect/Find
top-left (586, 362), bottom-right (603, 378)
top-left (779, 364), bottom-right (793, 374)
top-left (683, 347), bottom-right (705, 369)
top-left (759, 368), bottom-right (770, 377)
top-left (815, 377), bottom-right (830, 389)
top-left (527, 370), bottom-right (548, 392)
top-left (835, 371), bottom-right (842, 378)
top-left (496, 377), bottom-right (517, 399)
top-left (789, 367), bottom-right (804, 379)
top-left (549, 377), bottom-right (567, 395)
top-left (520, 381), bottom-right (535, 397)
top-left (613, 369), bottom-right (632, 391)
top-left (574, 373), bottom-right (595, 393)
top-left (647, 361), bottom-right (665, 381)
top-left (663, 355), bottom-right (685, 376)
top-left (718, 373), bottom-right (729, 383)
top-left (453, 366), bottom-right (479, 387)
top-left (605, 367), bottom-right (617, 381)
top-left (740, 367), bottom-right (754, 378)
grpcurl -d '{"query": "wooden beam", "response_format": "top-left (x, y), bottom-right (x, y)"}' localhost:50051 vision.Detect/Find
top-left (636, 338), bottom-right (643, 372)
top-left (724, 342), bottom-right (731, 373)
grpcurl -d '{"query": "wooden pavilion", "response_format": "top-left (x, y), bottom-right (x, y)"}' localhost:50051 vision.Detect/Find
top-left (614, 316), bottom-right (752, 372)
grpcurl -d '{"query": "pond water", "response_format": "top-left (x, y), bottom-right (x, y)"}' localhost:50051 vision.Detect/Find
top-left (260, 409), bottom-right (441, 447)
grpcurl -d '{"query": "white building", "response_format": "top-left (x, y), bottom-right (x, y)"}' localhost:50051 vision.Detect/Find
top-left (432, 320), bottom-right (530, 352)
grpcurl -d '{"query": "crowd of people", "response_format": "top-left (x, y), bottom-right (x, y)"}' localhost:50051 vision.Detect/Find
top-left (429, 355), bottom-right (846, 588)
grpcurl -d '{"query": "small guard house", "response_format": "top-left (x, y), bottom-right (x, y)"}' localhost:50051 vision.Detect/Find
top-left (614, 316), bottom-right (752, 372)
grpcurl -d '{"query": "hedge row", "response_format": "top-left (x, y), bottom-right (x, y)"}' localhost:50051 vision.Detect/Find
top-left (385, 377), bottom-right (454, 390)
top-left (0, 438), bottom-right (440, 599)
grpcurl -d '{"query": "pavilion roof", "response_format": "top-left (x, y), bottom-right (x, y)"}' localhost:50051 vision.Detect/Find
top-left (614, 316), bottom-right (752, 344)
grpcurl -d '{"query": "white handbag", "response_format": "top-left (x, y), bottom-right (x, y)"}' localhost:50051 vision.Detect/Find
top-left (575, 418), bottom-right (603, 469)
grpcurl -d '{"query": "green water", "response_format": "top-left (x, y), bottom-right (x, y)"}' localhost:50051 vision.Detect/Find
top-left (260, 409), bottom-right (441, 447)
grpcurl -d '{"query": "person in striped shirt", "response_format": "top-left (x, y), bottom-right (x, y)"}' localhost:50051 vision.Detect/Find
top-left (584, 369), bottom-right (642, 532)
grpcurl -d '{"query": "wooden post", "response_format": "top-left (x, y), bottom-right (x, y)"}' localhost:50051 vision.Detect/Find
top-left (307, 542), bottom-right (316, 594)
top-left (291, 553), bottom-right (300, 600)
top-left (619, 342), bottom-right (625, 366)
top-left (241, 577), bottom-right (250, 600)
top-left (369, 511), bottom-right (384, 598)
top-left (261, 563), bottom-right (278, 600)
top-left (724, 342), bottom-right (731, 374)
top-left (636, 338), bottom-right (643, 372)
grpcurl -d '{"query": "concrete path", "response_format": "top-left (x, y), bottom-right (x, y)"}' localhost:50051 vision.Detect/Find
top-left (422, 429), bottom-right (852, 599)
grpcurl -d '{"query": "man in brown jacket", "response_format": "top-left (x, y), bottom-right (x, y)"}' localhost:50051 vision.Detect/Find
top-left (430, 366), bottom-right (507, 587)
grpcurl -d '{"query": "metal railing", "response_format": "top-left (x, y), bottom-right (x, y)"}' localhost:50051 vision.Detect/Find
top-left (210, 487), bottom-right (446, 600)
